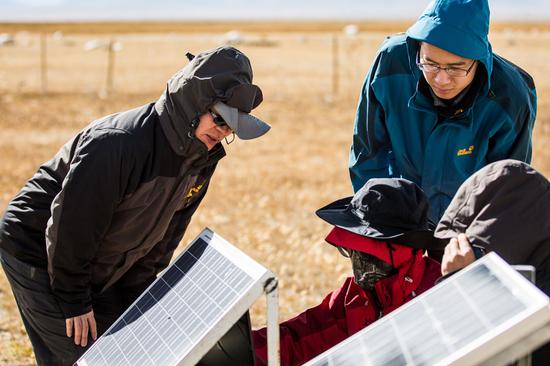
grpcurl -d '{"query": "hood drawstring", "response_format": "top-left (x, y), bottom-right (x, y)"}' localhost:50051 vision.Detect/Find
top-left (187, 117), bottom-right (200, 139)
top-left (385, 241), bottom-right (395, 269)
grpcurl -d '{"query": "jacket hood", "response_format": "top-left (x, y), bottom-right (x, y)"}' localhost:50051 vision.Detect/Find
top-left (154, 46), bottom-right (263, 157)
top-left (406, 0), bottom-right (493, 88)
top-left (435, 160), bottom-right (550, 267)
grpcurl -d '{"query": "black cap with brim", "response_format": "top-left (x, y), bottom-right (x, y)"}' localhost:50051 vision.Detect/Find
top-left (211, 101), bottom-right (270, 140)
top-left (315, 197), bottom-right (446, 251)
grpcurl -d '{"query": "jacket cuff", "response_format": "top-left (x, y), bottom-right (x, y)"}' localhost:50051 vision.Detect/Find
top-left (58, 300), bottom-right (93, 319)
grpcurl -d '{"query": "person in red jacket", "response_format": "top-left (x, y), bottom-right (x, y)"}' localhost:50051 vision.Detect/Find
top-left (253, 178), bottom-right (444, 366)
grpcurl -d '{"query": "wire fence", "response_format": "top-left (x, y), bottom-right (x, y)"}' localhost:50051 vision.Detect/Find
top-left (0, 31), bottom-right (390, 99)
top-left (1, 29), bottom-right (549, 105)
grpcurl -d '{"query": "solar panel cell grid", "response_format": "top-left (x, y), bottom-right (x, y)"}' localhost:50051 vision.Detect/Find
top-left (305, 254), bottom-right (548, 366)
top-left (77, 231), bottom-right (266, 366)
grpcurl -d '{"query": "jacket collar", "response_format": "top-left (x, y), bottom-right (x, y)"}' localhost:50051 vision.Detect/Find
top-left (348, 250), bottom-right (427, 315)
top-left (373, 250), bottom-right (426, 313)
top-left (343, 252), bottom-right (427, 334)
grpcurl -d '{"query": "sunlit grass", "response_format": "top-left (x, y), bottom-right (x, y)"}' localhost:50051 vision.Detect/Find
top-left (0, 22), bottom-right (548, 363)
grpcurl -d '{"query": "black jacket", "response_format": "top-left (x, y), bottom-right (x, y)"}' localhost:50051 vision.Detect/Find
top-left (0, 46), bottom-right (262, 317)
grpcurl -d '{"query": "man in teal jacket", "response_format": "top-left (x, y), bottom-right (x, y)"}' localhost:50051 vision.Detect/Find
top-left (349, 0), bottom-right (537, 222)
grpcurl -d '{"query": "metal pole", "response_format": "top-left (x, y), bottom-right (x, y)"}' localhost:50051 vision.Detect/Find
top-left (512, 265), bottom-right (536, 366)
top-left (40, 33), bottom-right (47, 94)
top-left (105, 39), bottom-right (115, 96)
top-left (265, 277), bottom-right (280, 366)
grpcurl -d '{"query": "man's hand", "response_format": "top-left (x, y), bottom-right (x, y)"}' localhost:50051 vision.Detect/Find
top-left (66, 309), bottom-right (97, 347)
top-left (441, 233), bottom-right (476, 275)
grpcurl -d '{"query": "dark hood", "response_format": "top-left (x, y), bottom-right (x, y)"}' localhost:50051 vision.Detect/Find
top-left (154, 46), bottom-right (263, 158)
top-left (435, 160), bottom-right (550, 270)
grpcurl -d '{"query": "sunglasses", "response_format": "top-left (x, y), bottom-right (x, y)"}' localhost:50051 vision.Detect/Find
top-left (209, 110), bottom-right (229, 128)
top-left (209, 109), bottom-right (235, 144)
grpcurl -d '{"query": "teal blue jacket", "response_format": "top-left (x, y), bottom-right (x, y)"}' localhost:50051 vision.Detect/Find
top-left (349, 0), bottom-right (537, 222)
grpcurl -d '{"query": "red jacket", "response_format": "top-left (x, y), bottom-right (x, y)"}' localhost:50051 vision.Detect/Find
top-left (253, 251), bottom-right (441, 366)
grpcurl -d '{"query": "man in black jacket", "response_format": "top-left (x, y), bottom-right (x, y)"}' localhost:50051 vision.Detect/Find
top-left (0, 46), bottom-right (270, 365)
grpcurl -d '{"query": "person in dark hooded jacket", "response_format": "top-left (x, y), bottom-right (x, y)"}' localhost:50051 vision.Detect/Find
top-left (435, 159), bottom-right (550, 365)
top-left (349, 0), bottom-right (537, 223)
top-left (0, 46), bottom-right (270, 366)
top-left (253, 178), bottom-right (443, 366)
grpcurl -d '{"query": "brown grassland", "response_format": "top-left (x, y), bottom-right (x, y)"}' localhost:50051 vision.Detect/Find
top-left (0, 21), bottom-right (549, 365)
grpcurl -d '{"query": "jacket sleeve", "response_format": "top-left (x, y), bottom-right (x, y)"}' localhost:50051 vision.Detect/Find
top-left (349, 52), bottom-right (393, 193)
top-left (46, 129), bottom-right (132, 318)
top-left (252, 283), bottom-right (351, 366)
top-left (116, 181), bottom-right (211, 303)
top-left (486, 89), bottom-right (537, 164)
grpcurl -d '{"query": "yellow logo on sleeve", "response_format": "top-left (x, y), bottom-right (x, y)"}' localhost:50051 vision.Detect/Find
top-left (186, 184), bottom-right (204, 198)
top-left (457, 145), bottom-right (474, 156)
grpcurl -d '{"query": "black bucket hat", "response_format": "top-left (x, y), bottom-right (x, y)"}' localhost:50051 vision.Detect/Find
top-left (316, 178), bottom-right (445, 250)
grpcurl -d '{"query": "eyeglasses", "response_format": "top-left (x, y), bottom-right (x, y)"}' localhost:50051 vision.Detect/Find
top-left (337, 246), bottom-right (352, 258)
top-left (416, 51), bottom-right (476, 77)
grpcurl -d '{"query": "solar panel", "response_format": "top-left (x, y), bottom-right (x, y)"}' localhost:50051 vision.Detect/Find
top-left (304, 253), bottom-right (550, 366)
top-left (76, 228), bottom-right (276, 366)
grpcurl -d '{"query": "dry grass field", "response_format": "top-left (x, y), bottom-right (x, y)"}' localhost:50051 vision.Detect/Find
top-left (0, 21), bottom-right (549, 365)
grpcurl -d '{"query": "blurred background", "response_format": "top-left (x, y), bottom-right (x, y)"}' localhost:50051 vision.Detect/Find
top-left (1, 0), bottom-right (549, 364)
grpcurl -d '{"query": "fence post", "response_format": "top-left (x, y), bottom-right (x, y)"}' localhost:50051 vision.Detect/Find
top-left (105, 38), bottom-right (115, 96)
top-left (40, 32), bottom-right (47, 94)
top-left (332, 33), bottom-right (339, 97)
